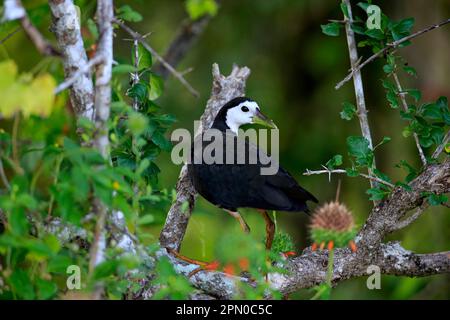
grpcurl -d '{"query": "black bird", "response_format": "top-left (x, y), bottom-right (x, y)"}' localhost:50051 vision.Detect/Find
top-left (187, 97), bottom-right (318, 251)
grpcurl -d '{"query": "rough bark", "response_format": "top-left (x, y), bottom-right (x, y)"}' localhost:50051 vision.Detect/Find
top-left (49, 0), bottom-right (95, 120)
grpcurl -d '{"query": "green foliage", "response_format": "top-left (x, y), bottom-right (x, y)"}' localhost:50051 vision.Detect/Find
top-left (310, 228), bottom-right (357, 248)
top-left (326, 154), bottom-right (343, 170)
top-left (116, 5), bottom-right (143, 23)
top-left (321, 22), bottom-right (342, 37)
top-left (185, 0), bottom-right (218, 20)
top-left (151, 256), bottom-right (193, 300)
top-left (340, 102), bottom-right (357, 121)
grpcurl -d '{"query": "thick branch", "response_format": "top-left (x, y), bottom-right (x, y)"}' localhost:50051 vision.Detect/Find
top-left (271, 242), bottom-right (450, 295)
top-left (49, 0), bottom-right (95, 120)
top-left (159, 63), bottom-right (251, 251)
top-left (88, 0), bottom-right (114, 282)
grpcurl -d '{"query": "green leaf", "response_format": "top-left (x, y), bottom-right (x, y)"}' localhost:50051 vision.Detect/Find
top-left (8, 270), bottom-right (35, 299)
top-left (346, 136), bottom-right (373, 167)
top-left (137, 214), bottom-right (155, 225)
top-left (392, 18), bottom-right (415, 34)
top-left (374, 136), bottom-right (391, 149)
top-left (406, 89), bottom-right (421, 102)
top-left (36, 279), bottom-right (57, 300)
top-left (132, 44), bottom-right (152, 70)
top-left (151, 131), bottom-right (172, 152)
top-left (326, 154), bottom-right (343, 170)
top-left (86, 19), bottom-right (99, 40)
top-left (365, 28), bottom-right (385, 40)
top-left (366, 187), bottom-right (389, 201)
top-left (127, 112), bottom-right (149, 136)
top-left (112, 64), bottom-right (138, 75)
top-left (116, 5), bottom-right (143, 22)
top-left (127, 82), bottom-right (148, 104)
top-left (340, 102), bottom-right (357, 120)
top-left (427, 193), bottom-right (448, 206)
top-left (403, 66), bottom-right (417, 77)
top-left (186, 0), bottom-right (218, 20)
top-left (320, 22), bottom-right (341, 37)
top-left (383, 64), bottom-right (394, 74)
top-left (345, 168), bottom-right (359, 177)
top-left (149, 74), bottom-right (164, 100)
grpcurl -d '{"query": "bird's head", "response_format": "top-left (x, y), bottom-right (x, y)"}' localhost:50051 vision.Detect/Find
top-left (213, 97), bottom-right (277, 134)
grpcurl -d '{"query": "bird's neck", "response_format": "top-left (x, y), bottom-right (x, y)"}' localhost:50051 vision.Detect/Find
top-left (211, 117), bottom-right (239, 135)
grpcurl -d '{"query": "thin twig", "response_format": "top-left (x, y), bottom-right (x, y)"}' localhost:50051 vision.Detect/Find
top-left (303, 168), bottom-right (395, 188)
top-left (392, 71), bottom-right (427, 166)
top-left (336, 18), bottom-right (450, 90)
top-left (114, 18), bottom-right (200, 98)
top-left (0, 27), bottom-right (22, 45)
top-left (342, 0), bottom-right (377, 194)
top-left (391, 202), bottom-right (429, 231)
top-left (432, 130), bottom-right (450, 159)
top-left (54, 55), bottom-right (104, 94)
top-left (3, 0), bottom-right (60, 56)
top-left (0, 157), bottom-right (11, 191)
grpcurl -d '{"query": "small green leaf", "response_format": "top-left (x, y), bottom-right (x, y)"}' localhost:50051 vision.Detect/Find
top-left (321, 22), bottom-right (341, 37)
top-left (149, 74), bottom-right (164, 100)
top-left (186, 0), bottom-right (218, 20)
top-left (8, 270), bottom-right (35, 300)
top-left (340, 102), bottom-right (357, 121)
top-left (116, 5), bottom-right (143, 22)
top-left (132, 44), bottom-right (152, 70)
top-left (112, 64), bottom-right (138, 75)
top-left (137, 214), bottom-right (155, 225)
top-left (366, 187), bottom-right (389, 201)
top-left (403, 66), bottom-right (417, 77)
top-left (347, 136), bottom-right (373, 167)
top-left (406, 89), bottom-right (421, 102)
top-left (326, 154), bottom-right (343, 170)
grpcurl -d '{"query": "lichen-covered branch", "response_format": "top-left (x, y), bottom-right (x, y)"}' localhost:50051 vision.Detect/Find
top-left (159, 63), bottom-right (251, 251)
top-left (49, 0), bottom-right (95, 120)
top-left (88, 0), bottom-right (114, 284)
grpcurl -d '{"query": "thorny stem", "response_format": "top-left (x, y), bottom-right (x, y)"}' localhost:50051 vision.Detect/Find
top-left (392, 71), bottom-right (427, 166)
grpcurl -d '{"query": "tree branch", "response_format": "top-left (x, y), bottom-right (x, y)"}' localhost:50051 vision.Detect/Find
top-left (88, 0), bottom-right (114, 298)
top-left (49, 0), bottom-right (95, 120)
top-left (3, 0), bottom-right (60, 56)
top-left (159, 63), bottom-right (251, 252)
top-left (342, 0), bottom-right (377, 194)
top-left (114, 19), bottom-right (200, 98)
top-left (336, 18), bottom-right (450, 90)
top-left (153, 15), bottom-right (213, 79)
top-left (432, 130), bottom-right (450, 159)
top-left (392, 71), bottom-right (427, 166)
top-left (303, 168), bottom-right (395, 188)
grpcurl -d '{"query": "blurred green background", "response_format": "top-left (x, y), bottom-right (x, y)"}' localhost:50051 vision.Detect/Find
top-left (2, 0), bottom-right (449, 299)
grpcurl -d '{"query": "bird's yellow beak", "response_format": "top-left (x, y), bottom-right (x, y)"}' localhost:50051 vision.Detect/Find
top-left (252, 109), bottom-right (277, 129)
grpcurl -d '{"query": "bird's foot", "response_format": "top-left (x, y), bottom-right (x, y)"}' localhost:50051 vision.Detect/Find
top-left (166, 248), bottom-right (221, 277)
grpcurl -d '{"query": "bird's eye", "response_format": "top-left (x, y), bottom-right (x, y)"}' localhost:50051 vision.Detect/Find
top-left (241, 106), bottom-right (249, 112)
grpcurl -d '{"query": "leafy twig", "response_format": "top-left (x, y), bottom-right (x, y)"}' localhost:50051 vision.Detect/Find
top-left (392, 71), bottom-right (427, 166)
top-left (432, 130), bottom-right (450, 159)
top-left (336, 18), bottom-right (450, 90)
top-left (342, 0), bottom-right (377, 193)
top-left (114, 18), bottom-right (200, 98)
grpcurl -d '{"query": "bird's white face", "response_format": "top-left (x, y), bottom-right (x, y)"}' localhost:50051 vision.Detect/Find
top-left (226, 101), bottom-right (276, 134)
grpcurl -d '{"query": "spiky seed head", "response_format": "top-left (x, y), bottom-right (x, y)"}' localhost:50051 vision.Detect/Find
top-left (310, 201), bottom-right (354, 232)
top-left (309, 201), bottom-right (357, 248)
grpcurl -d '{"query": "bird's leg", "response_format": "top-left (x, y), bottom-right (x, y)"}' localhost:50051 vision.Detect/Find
top-left (166, 248), bottom-right (220, 277)
top-left (257, 209), bottom-right (275, 251)
top-left (224, 209), bottom-right (251, 233)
